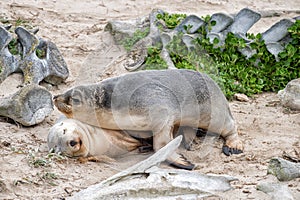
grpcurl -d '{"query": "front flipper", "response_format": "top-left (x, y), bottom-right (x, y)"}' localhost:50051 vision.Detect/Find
top-left (153, 121), bottom-right (195, 170)
top-left (77, 155), bottom-right (115, 163)
top-left (166, 152), bottom-right (195, 170)
top-left (180, 126), bottom-right (197, 150)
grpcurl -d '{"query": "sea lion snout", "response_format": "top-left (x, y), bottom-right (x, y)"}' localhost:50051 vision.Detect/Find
top-left (53, 95), bottom-right (59, 100)
top-left (53, 94), bottom-right (74, 118)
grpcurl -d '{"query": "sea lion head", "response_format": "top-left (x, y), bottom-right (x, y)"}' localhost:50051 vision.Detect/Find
top-left (53, 86), bottom-right (97, 119)
top-left (47, 119), bottom-right (89, 157)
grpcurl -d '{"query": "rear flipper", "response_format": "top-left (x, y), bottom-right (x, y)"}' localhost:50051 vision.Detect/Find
top-left (222, 133), bottom-right (244, 156)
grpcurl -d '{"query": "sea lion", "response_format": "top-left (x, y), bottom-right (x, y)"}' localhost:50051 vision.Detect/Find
top-left (47, 118), bottom-right (143, 160)
top-left (54, 69), bottom-right (243, 170)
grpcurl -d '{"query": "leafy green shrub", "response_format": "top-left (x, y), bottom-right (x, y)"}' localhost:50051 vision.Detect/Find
top-left (194, 18), bottom-right (300, 98)
top-left (156, 12), bottom-right (187, 29)
top-left (119, 12), bottom-right (299, 99)
top-left (144, 45), bottom-right (168, 70)
top-left (155, 13), bottom-right (300, 99)
top-left (121, 28), bottom-right (150, 51)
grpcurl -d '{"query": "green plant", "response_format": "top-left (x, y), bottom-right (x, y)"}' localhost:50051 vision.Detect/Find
top-left (8, 38), bottom-right (20, 55)
top-left (166, 33), bottom-right (226, 92)
top-left (36, 47), bottom-right (47, 59)
top-left (37, 172), bottom-right (59, 186)
top-left (121, 28), bottom-right (150, 51)
top-left (15, 18), bottom-right (28, 27)
top-left (28, 150), bottom-right (67, 168)
top-left (147, 12), bottom-right (300, 99)
top-left (194, 19), bottom-right (300, 98)
top-left (143, 45), bottom-right (168, 70)
top-left (156, 12), bottom-right (187, 29)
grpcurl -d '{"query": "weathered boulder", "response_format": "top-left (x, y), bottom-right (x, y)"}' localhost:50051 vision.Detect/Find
top-left (0, 84), bottom-right (53, 126)
top-left (278, 78), bottom-right (300, 110)
top-left (105, 8), bottom-right (298, 74)
top-left (257, 182), bottom-right (294, 200)
top-left (267, 157), bottom-right (300, 181)
top-left (0, 25), bottom-right (69, 85)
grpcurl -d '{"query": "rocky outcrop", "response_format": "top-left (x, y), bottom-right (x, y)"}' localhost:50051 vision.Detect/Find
top-left (105, 8), bottom-right (298, 71)
top-left (267, 157), bottom-right (300, 181)
top-left (0, 84), bottom-right (53, 126)
top-left (0, 25), bottom-right (69, 85)
top-left (0, 25), bottom-right (68, 125)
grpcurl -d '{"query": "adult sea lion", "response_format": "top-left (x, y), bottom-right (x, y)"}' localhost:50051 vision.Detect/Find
top-left (54, 69), bottom-right (244, 170)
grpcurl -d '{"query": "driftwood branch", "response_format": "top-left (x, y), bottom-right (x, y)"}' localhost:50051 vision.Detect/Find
top-left (100, 135), bottom-right (183, 186)
top-left (69, 135), bottom-right (238, 200)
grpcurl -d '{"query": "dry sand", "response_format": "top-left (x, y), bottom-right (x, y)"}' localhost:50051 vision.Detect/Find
top-left (0, 0), bottom-right (299, 199)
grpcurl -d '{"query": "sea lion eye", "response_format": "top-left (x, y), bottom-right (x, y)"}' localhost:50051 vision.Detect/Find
top-left (69, 140), bottom-right (78, 147)
top-left (70, 97), bottom-right (81, 105)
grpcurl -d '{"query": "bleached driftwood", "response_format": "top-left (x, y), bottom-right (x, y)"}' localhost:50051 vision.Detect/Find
top-left (70, 136), bottom-right (238, 200)
top-left (0, 84), bottom-right (53, 126)
top-left (267, 157), bottom-right (300, 181)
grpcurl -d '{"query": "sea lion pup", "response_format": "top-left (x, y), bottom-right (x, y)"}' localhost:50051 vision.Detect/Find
top-left (54, 69), bottom-right (244, 170)
top-left (47, 118), bottom-right (143, 160)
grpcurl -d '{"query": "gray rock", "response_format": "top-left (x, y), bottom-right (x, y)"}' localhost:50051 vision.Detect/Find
top-left (15, 27), bottom-right (69, 85)
top-left (104, 15), bottom-right (150, 45)
top-left (257, 182), bottom-right (294, 200)
top-left (262, 19), bottom-right (294, 43)
top-left (0, 26), bottom-right (69, 85)
top-left (0, 26), bottom-right (21, 84)
top-left (206, 13), bottom-right (233, 47)
top-left (208, 13), bottom-right (233, 33)
top-left (175, 15), bottom-right (205, 34)
top-left (0, 84), bottom-right (53, 126)
top-left (278, 79), bottom-right (300, 110)
top-left (267, 157), bottom-right (300, 181)
top-left (228, 8), bottom-right (261, 37)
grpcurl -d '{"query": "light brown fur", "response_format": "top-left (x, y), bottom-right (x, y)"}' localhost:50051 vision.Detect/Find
top-left (47, 118), bottom-right (142, 160)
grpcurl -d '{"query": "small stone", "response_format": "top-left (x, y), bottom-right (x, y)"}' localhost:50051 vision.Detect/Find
top-left (2, 141), bottom-right (10, 147)
top-left (267, 157), bottom-right (300, 181)
top-left (234, 93), bottom-right (250, 102)
top-left (257, 182), bottom-right (294, 200)
top-left (278, 78), bottom-right (300, 110)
